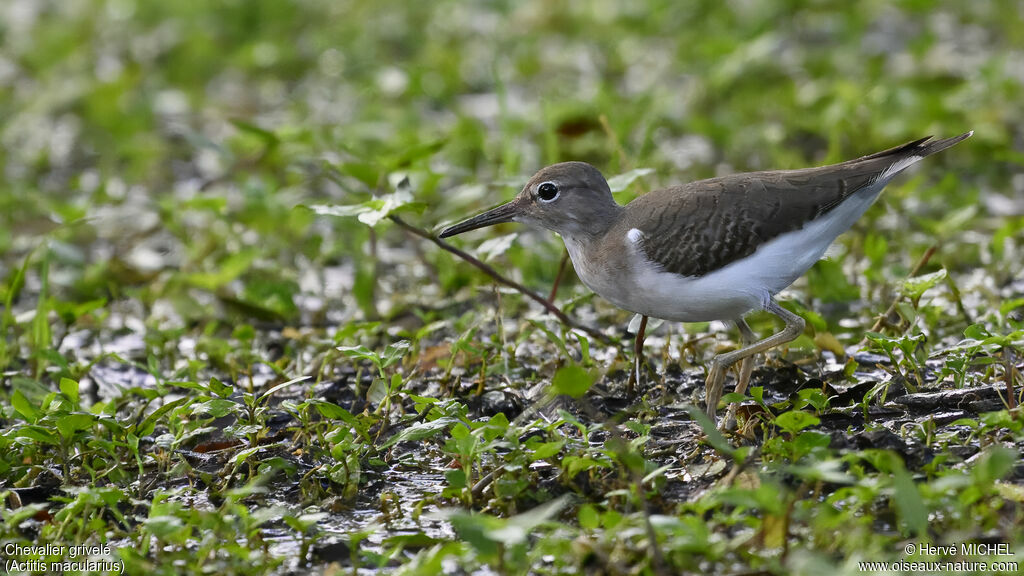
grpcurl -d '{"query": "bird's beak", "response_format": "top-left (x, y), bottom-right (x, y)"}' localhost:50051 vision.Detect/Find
top-left (439, 199), bottom-right (521, 238)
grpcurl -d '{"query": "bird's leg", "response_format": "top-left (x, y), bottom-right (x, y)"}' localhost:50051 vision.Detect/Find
top-left (704, 299), bottom-right (805, 419)
top-left (722, 317), bottom-right (757, 429)
top-left (626, 315), bottom-right (649, 397)
top-left (734, 318), bottom-right (757, 396)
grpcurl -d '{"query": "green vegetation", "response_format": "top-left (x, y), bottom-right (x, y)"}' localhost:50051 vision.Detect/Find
top-left (1, 1), bottom-right (1021, 574)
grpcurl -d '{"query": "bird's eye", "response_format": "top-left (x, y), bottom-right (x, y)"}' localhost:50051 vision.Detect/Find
top-left (537, 182), bottom-right (559, 202)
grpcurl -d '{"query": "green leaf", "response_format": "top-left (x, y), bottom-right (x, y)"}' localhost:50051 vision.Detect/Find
top-left (686, 406), bottom-right (735, 457)
top-left (16, 425), bottom-right (59, 445)
top-left (529, 440), bottom-right (564, 461)
top-left (890, 459), bottom-right (927, 537)
top-left (971, 446), bottom-right (1017, 484)
top-left (774, 410), bottom-right (820, 434)
top-left (578, 504), bottom-right (600, 530)
top-left (380, 416), bottom-right (459, 449)
top-left (56, 413), bottom-right (95, 439)
top-left (807, 258), bottom-right (859, 303)
top-left (313, 401), bottom-right (355, 423)
top-left (191, 398), bottom-right (239, 418)
top-left (445, 468), bottom-right (467, 490)
top-left (229, 118), bottom-right (280, 145)
top-left (237, 274), bottom-right (299, 319)
top-left (11, 390), bottom-right (39, 423)
top-left (475, 233), bottom-right (518, 261)
top-left (308, 188), bottom-right (425, 228)
top-left (486, 495), bottom-right (569, 545)
top-left (231, 445), bottom-right (264, 466)
top-left (902, 269), bottom-right (947, 302)
top-left (339, 344), bottom-right (384, 375)
top-left (366, 377), bottom-right (389, 405)
top-left (144, 515), bottom-right (186, 540)
top-left (999, 298), bottom-right (1024, 317)
top-left (59, 377), bottom-right (80, 407)
top-left (208, 377), bottom-right (235, 398)
top-left (4, 502), bottom-right (50, 527)
top-left (135, 398), bottom-right (192, 437)
top-left (606, 168), bottom-right (654, 192)
top-left (382, 532), bottom-right (444, 549)
top-left (183, 248), bottom-right (258, 291)
top-left (257, 375), bottom-right (311, 405)
top-left (382, 340), bottom-right (411, 369)
top-left (527, 319), bottom-right (570, 360)
top-left (31, 249), bottom-right (52, 355)
top-left (551, 363), bottom-right (594, 398)
top-left (447, 496), bottom-right (568, 557)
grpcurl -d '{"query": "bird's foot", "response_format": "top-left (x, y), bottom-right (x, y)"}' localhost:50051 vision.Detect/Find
top-left (626, 358), bottom-right (638, 397)
top-left (626, 353), bottom-right (658, 397)
top-left (703, 362), bottom-right (727, 420)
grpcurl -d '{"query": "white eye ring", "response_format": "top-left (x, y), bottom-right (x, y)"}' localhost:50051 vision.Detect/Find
top-left (537, 181), bottom-right (559, 203)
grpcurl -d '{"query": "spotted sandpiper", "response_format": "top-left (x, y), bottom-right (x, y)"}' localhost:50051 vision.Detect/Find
top-left (440, 132), bottom-right (971, 420)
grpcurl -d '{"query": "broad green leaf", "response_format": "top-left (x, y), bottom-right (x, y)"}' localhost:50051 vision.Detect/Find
top-left (208, 377), bottom-right (235, 398)
top-left (445, 468), bottom-right (467, 490)
top-left (229, 118), bottom-right (280, 145)
top-left (528, 440), bottom-right (564, 461)
top-left (380, 416), bottom-right (459, 449)
top-left (551, 363), bottom-right (594, 398)
top-left (366, 377), bottom-right (389, 405)
top-left (382, 340), bottom-right (411, 369)
top-left (56, 413), bottom-right (95, 438)
top-left (578, 504), bottom-right (600, 530)
top-left (16, 425), bottom-right (59, 445)
top-left (313, 401), bottom-right (356, 423)
top-left (60, 377), bottom-right (80, 406)
top-left (774, 410), bottom-right (820, 434)
top-left (337, 344), bottom-right (378, 361)
top-left (231, 445), bottom-right (264, 466)
top-left (902, 269), bottom-right (947, 301)
top-left (11, 390), bottom-right (39, 422)
top-left (891, 460), bottom-right (927, 537)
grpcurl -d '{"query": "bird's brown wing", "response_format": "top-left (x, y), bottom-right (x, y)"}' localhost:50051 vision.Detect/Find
top-left (626, 134), bottom-right (969, 277)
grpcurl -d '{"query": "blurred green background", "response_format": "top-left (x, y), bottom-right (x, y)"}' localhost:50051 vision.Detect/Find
top-left (1, 0), bottom-right (1014, 333)
top-left (1, 1), bottom-right (1022, 574)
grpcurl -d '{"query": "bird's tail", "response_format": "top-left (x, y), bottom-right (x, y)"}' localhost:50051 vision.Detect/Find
top-left (862, 131), bottom-right (973, 162)
top-left (863, 131), bottom-right (972, 183)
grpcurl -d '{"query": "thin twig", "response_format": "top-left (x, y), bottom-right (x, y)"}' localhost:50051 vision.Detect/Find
top-left (548, 251), bottom-right (571, 303)
top-left (390, 215), bottom-right (613, 345)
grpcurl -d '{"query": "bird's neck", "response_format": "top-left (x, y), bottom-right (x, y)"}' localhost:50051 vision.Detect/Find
top-left (558, 202), bottom-right (624, 241)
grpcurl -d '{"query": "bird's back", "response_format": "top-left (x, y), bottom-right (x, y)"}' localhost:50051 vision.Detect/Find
top-left (620, 133), bottom-right (971, 279)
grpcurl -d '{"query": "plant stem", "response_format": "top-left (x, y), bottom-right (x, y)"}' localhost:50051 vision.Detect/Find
top-left (390, 215), bottom-right (613, 345)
